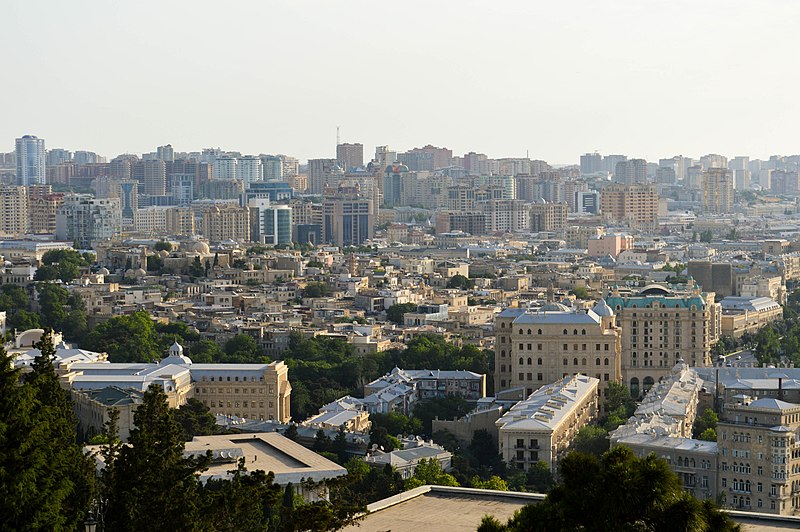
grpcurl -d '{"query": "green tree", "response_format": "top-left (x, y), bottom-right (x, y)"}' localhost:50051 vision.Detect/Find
top-left (693, 408), bottom-right (719, 439)
top-left (0, 333), bottom-right (94, 530)
top-left (480, 447), bottom-right (740, 532)
top-left (571, 425), bottom-right (610, 456)
top-left (102, 384), bottom-right (210, 531)
top-left (412, 395), bottom-right (472, 435)
top-left (84, 311), bottom-right (162, 362)
top-left (190, 339), bottom-right (224, 363)
top-left (154, 241), bottom-right (172, 252)
top-left (174, 398), bottom-right (217, 441)
top-left (470, 475), bottom-right (509, 491)
top-left (386, 302), bottom-right (418, 324)
top-left (569, 285), bottom-right (590, 299)
top-left (446, 274), bottom-right (475, 290)
top-left (223, 333), bottom-right (262, 363)
top-left (302, 281), bottom-right (332, 298)
top-left (405, 458), bottom-right (459, 489)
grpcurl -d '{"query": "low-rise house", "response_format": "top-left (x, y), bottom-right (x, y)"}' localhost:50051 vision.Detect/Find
top-left (364, 436), bottom-right (452, 480)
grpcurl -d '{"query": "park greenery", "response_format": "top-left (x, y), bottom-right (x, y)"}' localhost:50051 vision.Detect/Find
top-left (385, 302), bottom-right (418, 324)
top-left (479, 447), bottom-right (740, 532)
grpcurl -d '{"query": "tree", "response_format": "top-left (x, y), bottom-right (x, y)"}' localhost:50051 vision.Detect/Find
top-left (188, 255), bottom-right (205, 278)
top-left (84, 311), bottom-right (162, 362)
top-left (190, 339), bottom-right (223, 363)
top-left (569, 286), bottom-right (590, 300)
top-left (283, 424), bottom-right (299, 441)
top-left (571, 425), bottom-right (609, 456)
top-left (699, 230), bottom-right (714, 243)
top-left (154, 241), bottom-right (172, 252)
top-left (223, 333), bottom-right (262, 363)
top-left (174, 398), bottom-right (217, 441)
top-left (405, 458), bottom-right (459, 489)
top-left (446, 274), bottom-right (475, 290)
top-left (386, 302), bottom-right (418, 324)
top-left (471, 475), bottom-right (509, 491)
top-left (102, 384), bottom-right (210, 531)
top-left (480, 447), bottom-right (740, 532)
top-left (693, 408), bottom-right (719, 440)
top-left (412, 395), bottom-right (472, 435)
top-left (0, 333), bottom-right (94, 530)
top-left (302, 281), bottom-right (332, 298)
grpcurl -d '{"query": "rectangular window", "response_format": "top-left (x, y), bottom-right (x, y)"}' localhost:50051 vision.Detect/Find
top-left (537, 373), bottom-right (543, 381)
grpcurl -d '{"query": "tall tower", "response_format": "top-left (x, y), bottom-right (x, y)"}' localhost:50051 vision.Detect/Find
top-left (15, 135), bottom-right (46, 185)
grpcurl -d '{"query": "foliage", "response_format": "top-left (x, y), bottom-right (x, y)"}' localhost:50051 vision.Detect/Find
top-left (370, 411), bottom-right (423, 437)
top-left (190, 339), bottom-right (224, 363)
top-left (154, 241), bottom-right (172, 252)
top-left (223, 333), bottom-right (265, 363)
top-left (569, 285), bottom-right (590, 300)
top-left (479, 447), bottom-right (740, 532)
top-left (412, 395), bottom-right (472, 436)
top-left (343, 460), bottom-right (404, 505)
top-left (174, 398), bottom-right (217, 441)
top-left (446, 274), bottom-right (475, 290)
top-left (699, 229), bottom-right (714, 243)
top-left (84, 311), bottom-right (162, 362)
top-left (571, 425), bottom-right (610, 456)
top-left (385, 302), bottom-right (418, 324)
top-left (693, 408), bottom-right (719, 440)
top-left (0, 333), bottom-right (94, 530)
top-left (302, 281), bottom-right (332, 298)
top-left (470, 475), bottom-right (509, 491)
top-left (369, 426), bottom-right (401, 452)
top-left (405, 458), bottom-right (459, 489)
top-left (37, 283), bottom-right (88, 340)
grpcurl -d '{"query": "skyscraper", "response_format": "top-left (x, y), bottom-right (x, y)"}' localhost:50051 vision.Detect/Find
top-left (701, 168), bottom-right (734, 213)
top-left (157, 144), bottom-right (175, 162)
top-left (238, 156), bottom-right (263, 187)
top-left (56, 195), bottom-right (122, 248)
top-left (307, 158), bottom-right (338, 195)
top-left (580, 152), bottom-right (602, 175)
top-left (336, 143), bottom-right (364, 170)
top-left (132, 159), bottom-right (167, 196)
top-left (15, 135), bottom-right (46, 185)
top-left (614, 159), bottom-right (647, 185)
top-left (0, 185), bottom-right (29, 236)
top-left (323, 185), bottom-right (374, 246)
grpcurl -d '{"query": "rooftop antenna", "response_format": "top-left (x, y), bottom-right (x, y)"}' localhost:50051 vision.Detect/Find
top-left (336, 126), bottom-right (340, 146)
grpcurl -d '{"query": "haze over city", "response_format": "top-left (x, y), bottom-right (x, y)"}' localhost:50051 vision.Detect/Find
top-left (3, 0), bottom-right (800, 163)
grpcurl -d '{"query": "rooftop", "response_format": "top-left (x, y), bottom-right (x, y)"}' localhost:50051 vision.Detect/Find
top-left (496, 375), bottom-right (598, 432)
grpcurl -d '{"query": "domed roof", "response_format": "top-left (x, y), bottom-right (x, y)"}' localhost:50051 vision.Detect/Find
top-left (159, 250), bottom-right (169, 258)
top-left (98, 267), bottom-right (110, 275)
top-left (639, 284), bottom-right (672, 296)
top-left (592, 299), bottom-right (614, 317)
top-left (190, 241), bottom-right (210, 254)
top-left (134, 268), bottom-right (147, 277)
top-left (386, 162), bottom-right (409, 174)
top-left (540, 302), bottom-right (570, 312)
top-left (159, 342), bottom-right (193, 365)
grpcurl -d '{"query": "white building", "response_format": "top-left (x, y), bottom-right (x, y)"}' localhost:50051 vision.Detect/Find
top-left (56, 194), bottom-right (122, 248)
top-left (364, 436), bottom-right (452, 479)
top-left (213, 156), bottom-right (238, 179)
top-left (496, 374), bottom-right (599, 474)
top-left (238, 155), bottom-right (263, 187)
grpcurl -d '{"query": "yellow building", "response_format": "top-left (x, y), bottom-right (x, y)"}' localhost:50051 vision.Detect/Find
top-left (600, 183), bottom-right (658, 231)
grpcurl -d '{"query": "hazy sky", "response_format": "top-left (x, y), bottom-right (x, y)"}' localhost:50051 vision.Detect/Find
top-left (3, 1), bottom-right (799, 164)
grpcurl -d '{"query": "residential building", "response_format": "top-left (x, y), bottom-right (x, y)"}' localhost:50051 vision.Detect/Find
top-left (366, 367), bottom-right (486, 403)
top-left (132, 159), bottom-right (167, 196)
top-left (238, 155), bottom-right (263, 187)
top-left (701, 168), bottom-right (734, 214)
top-left (398, 145), bottom-right (453, 171)
top-left (200, 203), bottom-right (250, 243)
top-left (55, 194), bottom-right (122, 248)
top-left (322, 185), bottom-right (374, 246)
top-left (719, 297), bottom-right (783, 338)
top-left (614, 158), bottom-right (647, 185)
top-left (365, 437), bottom-right (452, 479)
top-left (28, 188), bottom-right (65, 234)
top-left (0, 185), bottom-right (29, 236)
top-left (336, 143), bottom-right (364, 170)
top-left (496, 375), bottom-right (599, 474)
top-left (605, 284), bottom-right (719, 397)
top-left (302, 396), bottom-right (371, 433)
top-left (15, 135), bottom-right (45, 185)
top-left (580, 153), bottom-right (602, 175)
top-left (307, 158), bottom-right (339, 195)
top-left (529, 201), bottom-right (568, 232)
top-left (600, 183), bottom-right (659, 231)
top-left (493, 301), bottom-right (621, 406)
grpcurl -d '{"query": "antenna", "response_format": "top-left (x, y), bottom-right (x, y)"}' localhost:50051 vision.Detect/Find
top-left (336, 126), bottom-right (340, 146)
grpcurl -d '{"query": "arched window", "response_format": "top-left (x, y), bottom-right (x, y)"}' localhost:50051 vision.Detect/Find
top-left (582, 358), bottom-right (586, 365)
top-left (519, 357), bottom-right (524, 365)
top-left (604, 358), bottom-right (609, 366)
top-left (527, 329), bottom-right (532, 335)
top-left (573, 329), bottom-right (578, 335)
top-left (537, 329), bottom-right (542, 335)
top-left (501, 322), bottom-right (505, 328)
top-left (537, 358), bottom-right (542, 365)
top-left (563, 329), bottom-right (568, 335)
top-left (519, 329), bottom-right (523, 334)
top-left (595, 358), bottom-right (600, 365)
top-left (563, 358), bottom-right (568, 365)
top-left (501, 350), bottom-right (506, 357)
top-left (573, 358), bottom-right (578, 365)
top-left (582, 329), bottom-right (586, 335)
top-left (527, 357), bottom-right (532, 365)
top-left (630, 377), bottom-right (640, 397)
top-left (643, 376), bottom-right (655, 392)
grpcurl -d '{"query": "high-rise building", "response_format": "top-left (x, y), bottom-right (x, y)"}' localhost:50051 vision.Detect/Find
top-left (171, 174), bottom-right (194, 206)
top-left (480, 199), bottom-right (530, 233)
top-left (770, 170), bottom-right (799, 196)
top-left (15, 135), bottom-right (46, 186)
top-left (529, 201), bottom-right (568, 232)
top-left (213, 156), bottom-right (238, 180)
top-left (261, 155), bottom-right (283, 181)
top-left (0, 185), bottom-right (29, 236)
top-left (603, 154), bottom-right (627, 175)
top-left (655, 167), bottom-right (676, 184)
top-left (575, 191), bottom-right (600, 214)
top-left (374, 146), bottom-right (397, 175)
top-left (200, 204), bottom-right (250, 243)
top-left (605, 284), bottom-right (719, 397)
top-left (600, 184), bottom-right (659, 231)
top-left (614, 159), bottom-right (647, 185)
top-left (28, 186), bottom-right (64, 235)
top-left (46, 148), bottom-right (72, 167)
top-left (165, 207), bottom-right (195, 236)
top-left (238, 156), bottom-right (263, 187)
top-left (73, 151), bottom-right (99, 165)
top-left (463, 152), bottom-right (489, 176)
top-left (56, 194), bottom-right (122, 248)
top-left (493, 301), bottom-right (621, 404)
top-left (701, 168), bottom-right (734, 213)
top-left (322, 185), bottom-right (374, 246)
top-left (336, 143), bottom-right (364, 170)
top-left (132, 159), bottom-right (167, 196)
top-left (307, 158), bottom-right (338, 195)
top-left (398, 145), bottom-right (453, 171)
top-left (281, 155), bottom-right (299, 177)
top-left (580, 152), bottom-right (603, 175)
top-left (249, 198), bottom-right (292, 245)
top-left (383, 162), bottom-right (409, 207)
top-left (157, 144), bottom-right (174, 162)
top-left (700, 154), bottom-right (728, 170)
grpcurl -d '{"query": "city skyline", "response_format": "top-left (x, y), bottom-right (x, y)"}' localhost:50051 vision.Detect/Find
top-left (2, 1), bottom-right (800, 163)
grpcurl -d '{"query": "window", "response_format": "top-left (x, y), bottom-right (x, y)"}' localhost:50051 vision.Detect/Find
top-left (519, 357), bottom-right (524, 365)
top-left (563, 358), bottom-right (568, 365)
top-left (519, 373), bottom-right (524, 380)
top-left (573, 358), bottom-right (578, 365)
top-left (538, 329), bottom-right (542, 335)
top-left (537, 358), bottom-right (542, 365)
top-left (582, 358), bottom-right (587, 365)
top-left (537, 373), bottom-right (543, 380)
top-left (527, 357), bottom-right (532, 365)
top-left (563, 329), bottom-right (568, 335)
top-left (604, 358), bottom-right (609, 366)
top-left (596, 358), bottom-right (601, 365)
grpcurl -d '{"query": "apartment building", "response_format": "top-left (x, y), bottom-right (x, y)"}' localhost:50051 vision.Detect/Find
top-left (55, 194), bottom-right (122, 248)
top-left (496, 374), bottom-right (599, 475)
top-left (605, 283), bottom-right (719, 397)
top-left (200, 204), bottom-right (250, 243)
top-left (493, 300), bottom-right (621, 407)
top-left (717, 396), bottom-right (800, 515)
top-left (600, 183), bottom-right (659, 231)
top-left (529, 201), bottom-right (568, 232)
top-left (0, 185), bottom-right (29, 236)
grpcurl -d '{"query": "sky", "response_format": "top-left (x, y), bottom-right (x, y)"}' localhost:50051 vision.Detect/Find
top-left (2, 1), bottom-right (799, 165)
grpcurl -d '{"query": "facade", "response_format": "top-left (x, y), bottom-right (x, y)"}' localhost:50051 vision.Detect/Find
top-left (701, 168), bottom-right (734, 214)
top-left (605, 284), bottom-right (719, 397)
top-left (28, 189), bottom-right (65, 234)
top-left (200, 204), bottom-right (250, 243)
top-left (307, 158), bottom-right (338, 195)
top-left (719, 296), bottom-right (783, 338)
top-left (237, 156), bottom-right (263, 187)
top-left (493, 301), bottom-right (621, 407)
top-left (365, 367), bottom-right (486, 402)
top-left (72, 386), bottom-right (143, 441)
top-left (249, 199), bottom-right (292, 245)
top-left (600, 183), bottom-right (659, 231)
top-left (0, 185), bottom-right (29, 236)
top-left (398, 145), bottom-right (453, 171)
top-left (56, 194), bottom-right (122, 248)
top-left (322, 187), bottom-right (374, 247)
top-left (336, 143), bottom-right (364, 170)
top-left (15, 135), bottom-right (46, 185)
top-left (614, 158), bottom-right (647, 185)
top-left (364, 437), bottom-right (453, 479)
top-left (717, 397), bottom-right (800, 515)
top-left (132, 159), bottom-right (167, 196)
top-left (529, 201), bottom-right (568, 232)
top-left (496, 375), bottom-right (599, 474)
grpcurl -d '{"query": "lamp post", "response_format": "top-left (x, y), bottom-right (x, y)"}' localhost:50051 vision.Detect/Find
top-left (84, 516), bottom-right (97, 532)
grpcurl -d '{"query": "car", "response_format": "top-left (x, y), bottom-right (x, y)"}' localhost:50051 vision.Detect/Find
top-left (736, 355), bottom-right (742, 360)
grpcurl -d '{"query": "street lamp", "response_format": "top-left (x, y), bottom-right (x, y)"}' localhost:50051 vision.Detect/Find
top-left (84, 516), bottom-right (97, 532)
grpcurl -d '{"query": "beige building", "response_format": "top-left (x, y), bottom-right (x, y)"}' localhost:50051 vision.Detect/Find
top-left (165, 207), bottom-right (196, 236)
top-left (0, 185), bottom-right (29, 236)
top-left (72, 386), bottom-right (143, 441)
top-left (719, 297), bottom-right (783, 338)
top-left (28, 189), bottom-right (64, 234)
top-left (200, 204), bottom-right (250, 243)
top-left (717, 396), bottom-right (800, 515)
top-left (600, 183), bottom-right (659, 231)
top-left (529, 201), bottom-right (568, 232)
top-left (605, 284), bottom-right (719, 397)
top-left (496, 374), bottom-right (599, 475)
top-left (701, 168), bottom-right (734, 214)
top-left (493, 301), bottom-right (621, 409)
